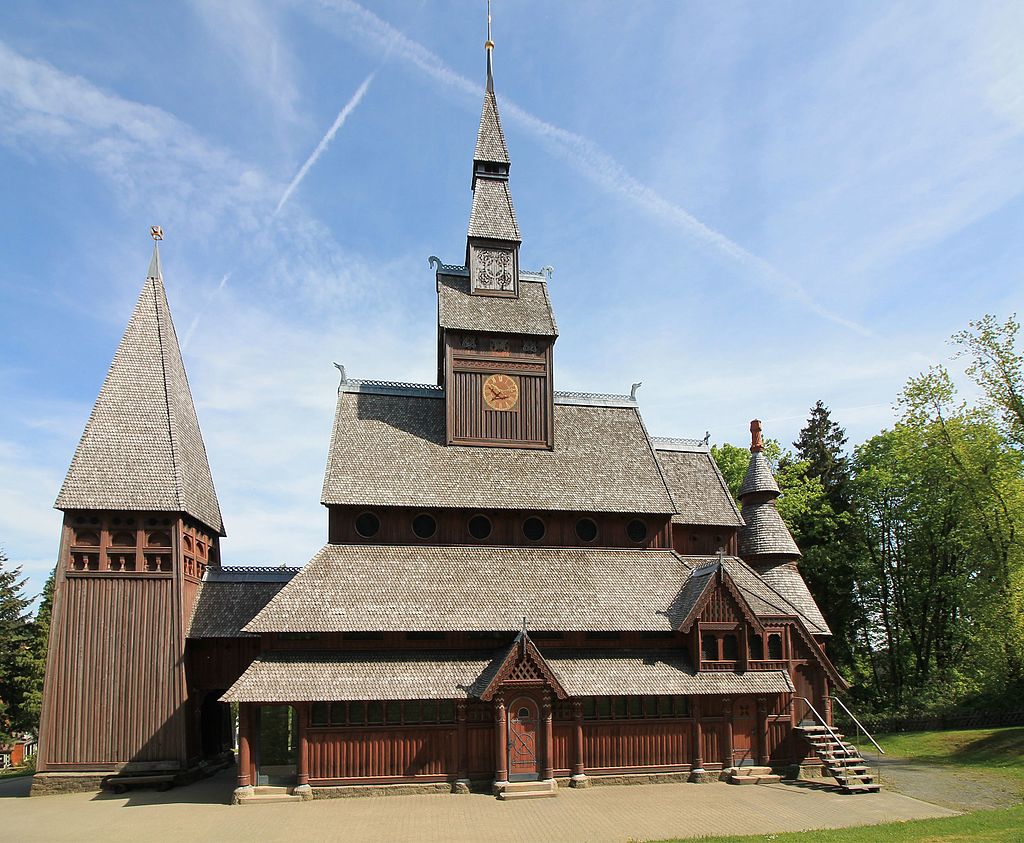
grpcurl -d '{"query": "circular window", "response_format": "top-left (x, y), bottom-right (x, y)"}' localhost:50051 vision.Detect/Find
top-left (626, 519), bottom-right (648, 543)
top-left (468, 514), bottom-right (492, 540)
top-left (522, 517), bottom-right (546, 542)
top-left (355, 512), bottom-right (380, 538)
top-left (575, 518), bottom-right (598, 543)
top-left (412, 513), bottom-right (437, 539)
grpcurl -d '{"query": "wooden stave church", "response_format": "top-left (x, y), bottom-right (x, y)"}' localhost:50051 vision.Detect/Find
top-left (32, 40), bottom-right (847, 801)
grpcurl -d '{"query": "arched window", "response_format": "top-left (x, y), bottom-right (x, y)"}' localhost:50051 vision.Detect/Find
top-left (749, 633), bottom-right (764, 660)
top-left (768, 633), bottom-right (783, 660)
top-left (722, 634), bottom-right (739, 661)
top-left (701, 634), bottom-right (718, 661)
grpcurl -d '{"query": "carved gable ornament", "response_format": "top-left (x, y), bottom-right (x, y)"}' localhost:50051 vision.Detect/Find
top-left (477, 633), bottom-right (568, 700)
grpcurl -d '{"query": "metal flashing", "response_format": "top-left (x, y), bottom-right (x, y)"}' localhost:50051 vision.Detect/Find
top-left (340, 380), bottom-right (444, 399)
top-left (651, 436), bottom-right (711, 453)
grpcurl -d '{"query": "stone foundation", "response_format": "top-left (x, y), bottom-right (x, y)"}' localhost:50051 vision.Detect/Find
top-left (30, 772), bottom-right (109, 796)
top-left (310, 781), bottom-right (456, 799)
top-left (688, 768), bottom-right (719, 784)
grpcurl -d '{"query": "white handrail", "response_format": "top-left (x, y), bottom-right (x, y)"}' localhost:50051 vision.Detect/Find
top-left (832, 697), bottom-right (885, 755)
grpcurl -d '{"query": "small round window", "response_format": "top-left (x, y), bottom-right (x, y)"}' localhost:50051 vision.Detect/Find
top-left (575, 518), bottom-right (598, 543)
top-left (468, 514), bottom-right (492, 540)
top-left (626, 519), bottom-right (648, 543)
top-left (412, 513), bottom-right (437, 539)
top-left (522, 517), bottom-right (546, 542)
top-left (355, 512), bottom-right (380, 538)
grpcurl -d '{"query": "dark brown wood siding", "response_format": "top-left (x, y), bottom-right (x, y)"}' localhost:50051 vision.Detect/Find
top-left (450, 371), bottom-right (549, 445)
top-left (38, 572), bottom-right (185, 768)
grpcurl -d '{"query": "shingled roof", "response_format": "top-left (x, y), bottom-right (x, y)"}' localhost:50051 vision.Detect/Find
top-left (222, 647), bottom-right (795, 703)
top-left (720, 556), bottom-right (828, 635)
top-left (321, 392), bottom-right (676, 514)
top-left (757, 562), bottom-right (830, 635)
top-left (187, 567), bottom-right (297, 638)
top-left (739, 451), bottom-right (780, 498)
top-left (653, 443), bottom-right (744, 527)
top-left (55, 246), bottom-right (224, 535)
top-left (468, 178), bottom-right (520, 241)
top-left (474, 90), bottom-right (510, 165)
top-left (245, 545), bottom-right (696, 633)
top-left (739, 502), bottom-right (801, 559)
top-left (437, 273), bottom-right (557, 336)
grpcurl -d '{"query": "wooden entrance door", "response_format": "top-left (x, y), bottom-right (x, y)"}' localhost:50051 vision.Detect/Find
top-left (508, 697), bottom-right (539, 781)
top-left (732, 698), bottom-right (756, 766)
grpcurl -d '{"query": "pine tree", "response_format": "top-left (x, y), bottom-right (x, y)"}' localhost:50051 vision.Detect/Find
top-left (16, 569), bottom-right (54, 732)
top-left (0, 550), bottom-right (33, 742)
top-left (794, 400), bottom-right (851, 511)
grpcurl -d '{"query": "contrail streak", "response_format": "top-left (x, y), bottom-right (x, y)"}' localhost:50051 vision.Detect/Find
top-left (307, 0), bottom-right (871, 336)
top-left (275, 72), bottom-right (375, 215)
top-left (182, 273), bottom-right (230, 351)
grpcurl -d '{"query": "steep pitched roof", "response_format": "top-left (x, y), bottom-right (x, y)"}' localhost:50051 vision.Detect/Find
top-left (55, 247), bottom-right (224, 535)
top-left (437, 273), bottom-right (557, 336)
top-left (187, 567), bottom-right (298, 638)
top-left (653, 444), bottom-right (744, 527)
top-left (739, 451), bottom-right (780, 498)
top-left (474, 90), bottom-right (510, 165)
top-left (720, 556), bottom-right (828, 635)
top-left (321, 392), bottom-right (676, 514)
top-left (757, 562), bottom-right (830, 636)
top-left (739, 501), bottom-right (801, 558)
top-left (245, 544), bottom-right (695, 633)
top-left (468, 177), bottom-right (520, 241)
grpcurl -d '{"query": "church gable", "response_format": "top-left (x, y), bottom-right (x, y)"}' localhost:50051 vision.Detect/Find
top-left (477, 632), bottom-right (568, 701)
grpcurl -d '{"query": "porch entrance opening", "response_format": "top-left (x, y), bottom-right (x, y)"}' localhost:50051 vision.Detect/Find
top-left (255, 705), bottom-right (297, 786)
top-left (508, 697), bottom-right (539, 781)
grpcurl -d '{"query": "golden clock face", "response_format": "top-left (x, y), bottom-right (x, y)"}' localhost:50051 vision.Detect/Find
top-left (482, 373), bottom-right (519, 411)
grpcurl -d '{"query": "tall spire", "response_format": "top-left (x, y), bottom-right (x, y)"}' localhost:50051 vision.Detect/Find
top-left (55, 230), bottom-right (225, 535)
top-left (736, 419), bottom-right (799, 563)
top-left (485, 0), bottom-right (495, 93)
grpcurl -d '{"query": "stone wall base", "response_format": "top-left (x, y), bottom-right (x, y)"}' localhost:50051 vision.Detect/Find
top-left (30, 772), bottom-right (108, 796)
top-left (310, 781), bottom-right (456, 799)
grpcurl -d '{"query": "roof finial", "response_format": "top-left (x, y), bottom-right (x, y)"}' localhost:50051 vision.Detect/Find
top-left (147, 226), bottom-right (164, 280)
top-left (750, 419), bottom-right (764, 453)
top-left (485, 0), bottom-right (495, 93)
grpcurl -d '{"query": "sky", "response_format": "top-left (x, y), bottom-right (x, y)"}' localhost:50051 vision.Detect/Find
top-left (2, 1), bottom-right (1023, 601)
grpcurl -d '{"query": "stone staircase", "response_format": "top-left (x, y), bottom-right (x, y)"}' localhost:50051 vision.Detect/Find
top-left (497, 779), bottom-right (558, 800)
top-left (236, 785), bottom-right (304, 804)
top-left (796, 725), bottom-right (881, 793)
top-left (727, 765), bottom-right (782, 785)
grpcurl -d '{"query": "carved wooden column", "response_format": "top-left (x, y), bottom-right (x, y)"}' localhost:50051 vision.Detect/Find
top-left (757, 697), bottom-right (769, 766)
top-left (542, 692), bottom-right (554, 781)
top-left (722, 697), bottom-right (734, 769)
top-left (294, 704), bottom-right (311, 799)
top-left (455, 702), bottom-right (469, 793)
top-left (234, 703), bottom-right (253, 800)
top-left (494, 693), bottom-right (508, 791)
top-left (570, 699), bottom-right (588, 787)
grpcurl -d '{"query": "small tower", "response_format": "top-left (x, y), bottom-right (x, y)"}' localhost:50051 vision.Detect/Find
top-left (737, 420), bottom-right (801, 571)
top-left (435, 11), bottom-right (558, 448)
top-left (33, 231), bottom-right (225, 794)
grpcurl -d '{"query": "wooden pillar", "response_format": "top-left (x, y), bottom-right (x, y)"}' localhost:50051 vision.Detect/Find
top-left (296, 704), bottom-right (309, 787)
top-left (757, 697), bottom-right (769, 766)
top-left (722, 697), bottom-right (734, 768)
top-left (571, 700), bottom-right (585, 777)
top-left (456, 702), bottom-right (468, 784)
top-left (494, 693), bottom-right (508, 785)
top-left (542, 692), bottom-right (554, 781)
top-left (237, 704), bottom-right (252, 788)
top-left (692, 698), bottom-right (704, 770)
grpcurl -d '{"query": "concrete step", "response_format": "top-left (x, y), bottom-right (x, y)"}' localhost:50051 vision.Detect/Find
top-left (731, 766), bottom-right (774, 777)
top-left (728, 774), bottom-right (782, 786)
top-left (498, 780), bottom-right (558, 800)
top-left (841, 783), bottom-right (881, 794)
top-left (238, 785), bottom-right (303, 804)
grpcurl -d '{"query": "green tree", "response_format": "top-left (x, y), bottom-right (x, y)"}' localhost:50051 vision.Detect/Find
top-left (953, 314), bottom-right (1024, 447)
top-left (16, 570), bottom-right (54, 731)
top-left (0, 550), bottom-right (33, 741)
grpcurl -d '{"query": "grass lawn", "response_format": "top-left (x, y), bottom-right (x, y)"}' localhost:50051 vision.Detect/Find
top-left (653, 726), bottom-right (1024, 843)
top-left (0, 765), bottom-right (34, 780)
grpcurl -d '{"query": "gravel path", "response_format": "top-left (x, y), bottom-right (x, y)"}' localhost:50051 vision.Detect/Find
top-left (877, 756), bottom-right (1022, 812)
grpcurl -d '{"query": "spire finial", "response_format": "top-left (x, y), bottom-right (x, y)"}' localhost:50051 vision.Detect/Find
top-left (485, 0), bottom-right (495, 93)
top-left (147, 226), bottom-right (164, 280)
top-left (750, 419), bottom-right (764, 453)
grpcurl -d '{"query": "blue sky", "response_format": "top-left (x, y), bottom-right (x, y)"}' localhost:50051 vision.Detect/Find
top-left (2, 1), bottom-right (1023, 600)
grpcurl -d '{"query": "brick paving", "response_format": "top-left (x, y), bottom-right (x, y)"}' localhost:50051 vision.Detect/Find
top-left (2, 771), bottom-right (955, 843)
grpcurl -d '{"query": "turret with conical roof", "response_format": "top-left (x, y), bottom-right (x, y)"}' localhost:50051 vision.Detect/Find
top-left (737, 420), bottom-right (800, 564)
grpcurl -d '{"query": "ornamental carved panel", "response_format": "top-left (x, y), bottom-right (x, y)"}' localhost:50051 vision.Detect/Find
top-left (471, 246), bottom-right (515, 294)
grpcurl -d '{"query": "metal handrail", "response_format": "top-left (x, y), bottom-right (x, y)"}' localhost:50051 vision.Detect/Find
top-left (832, 697), bottom-right (885, 755)
top-left (791, 696), bottom-right (846, 752)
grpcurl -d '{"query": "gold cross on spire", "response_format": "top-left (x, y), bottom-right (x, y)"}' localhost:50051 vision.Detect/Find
top-left (150, 225), bottom-right (164, 241)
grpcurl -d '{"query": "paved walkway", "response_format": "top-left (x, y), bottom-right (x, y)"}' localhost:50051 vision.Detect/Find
top-left (2, 771), bottom-right (955, 843)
